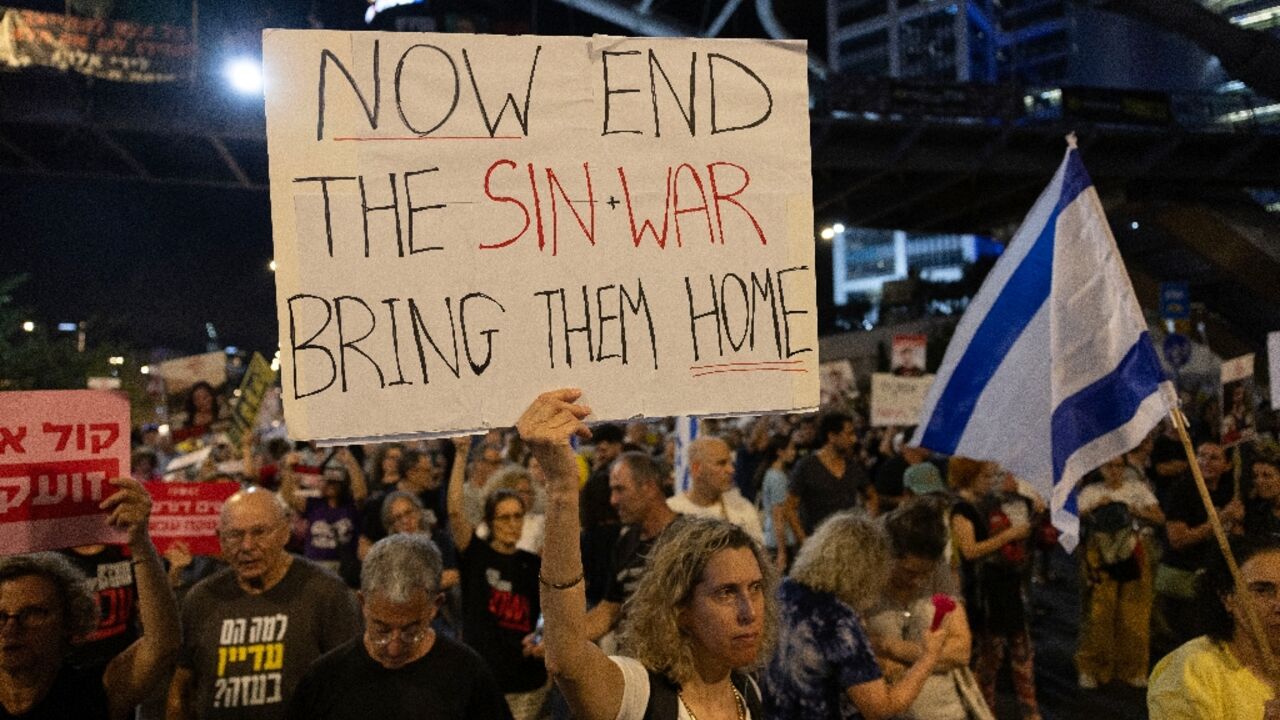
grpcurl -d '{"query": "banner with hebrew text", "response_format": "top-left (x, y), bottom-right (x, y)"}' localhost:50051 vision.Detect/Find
top-left (0, 390), bottom-right (129, 554)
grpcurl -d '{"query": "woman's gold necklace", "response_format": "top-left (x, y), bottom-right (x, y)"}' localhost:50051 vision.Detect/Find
top-left (677, 685), bottom-right (745, 720)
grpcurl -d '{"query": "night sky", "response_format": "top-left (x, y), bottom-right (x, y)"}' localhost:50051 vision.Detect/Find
top-left (0, 0), bottom-right (835, 359)
top-left (1, 174), bottom-right (279, 355)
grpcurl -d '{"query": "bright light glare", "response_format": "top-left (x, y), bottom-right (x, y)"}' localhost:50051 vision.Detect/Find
top-left (108, 356), bottom-right (125, 365)
top-left (268, 259), bottom-right (277, 272)
top-left (225, 58), bottom-right (263, 94)
top-left (820, 227), bottom-right (835, 240)
top-left (21, 321), bottom-right (34, 332)
top-left (832, 223), bottom-right (846, 234)
top-left (140, 365), bottom-right (151, 375)
top-left (1130, 221), bottom-right (1140, 230)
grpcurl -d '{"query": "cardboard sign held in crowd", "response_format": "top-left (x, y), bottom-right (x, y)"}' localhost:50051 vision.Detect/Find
top-left (870, 372), bottom-right (934, 427)
top-left (228, 352), bottom-right (278, 446)
top-left (263, 31), bottom-right (818, 444)
top-left (1220, 353), bottom-right (1256, 448)
top-left (0, 391), bottom-right (130, 554)
top-left (145, 481), bottom-right (239, 555)
top-left (891, 334), bottom-right (927, 376)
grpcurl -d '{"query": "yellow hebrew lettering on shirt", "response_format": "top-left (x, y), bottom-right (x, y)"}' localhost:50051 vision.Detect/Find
top-left (264, 642), bottom-right (284, 670)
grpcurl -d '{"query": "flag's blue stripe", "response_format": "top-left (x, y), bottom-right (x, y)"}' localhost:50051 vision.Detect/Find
top-left (917, 152), bottom-right (1092, 454)
top-left (1049, 332), bottom-right (1165, 483)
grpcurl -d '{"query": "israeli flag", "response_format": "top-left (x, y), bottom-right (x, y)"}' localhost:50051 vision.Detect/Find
top-left (911, 142), bottom-right (1176, 551)
top-left (674, 416), bottom-right (699, 495)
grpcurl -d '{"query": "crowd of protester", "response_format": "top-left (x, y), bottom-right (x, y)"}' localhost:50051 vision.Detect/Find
top-left (4, 380), bottom-right (1280, 719)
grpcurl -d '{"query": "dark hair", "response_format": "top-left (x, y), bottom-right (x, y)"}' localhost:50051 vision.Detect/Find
top-left (398, 449), bottom-right (429, 478)
top-left (131, 448), bottom-right (158, 473)
top-left (753, 433), bottom-right (794, 492)
top-left (593, 423), bottom-right (625, 445)
top-left (371, 444), bottom-right (406, 486)
top-left (883, 500), bottom-right (947, 561)
top-left (0, 554), bottom-right (98, 641)
top-left (183, 381), bottom-right (220, 427)
top-left (818, 412), bottom-right (853, 446)
top-left (483, 488), bottom-right (526, 527)
top-left (265, 438), bottom-right (292, 461)
top-left (613, 451), bottom-right (665, 489)
top-left (1200, 535), bottom-right (1280, 642)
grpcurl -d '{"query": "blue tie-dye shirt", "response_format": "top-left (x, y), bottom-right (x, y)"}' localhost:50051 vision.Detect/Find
top-left (763, 578), bottom-right (882, 719)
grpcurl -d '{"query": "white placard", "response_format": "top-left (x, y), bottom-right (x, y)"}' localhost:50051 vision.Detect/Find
top-left (263, 31), bottom-right (818, 443)
top-left (870, 372), bottom-right (934, 427)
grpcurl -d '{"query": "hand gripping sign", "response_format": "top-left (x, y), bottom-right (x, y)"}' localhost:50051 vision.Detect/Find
top-left (0, 391), bottom-right (130, 554)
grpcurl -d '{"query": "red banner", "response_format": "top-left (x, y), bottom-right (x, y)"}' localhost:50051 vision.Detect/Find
top-left (145, 481), bottom-right (239, 556)
top-left (0, 390), bottom-right (130, 554)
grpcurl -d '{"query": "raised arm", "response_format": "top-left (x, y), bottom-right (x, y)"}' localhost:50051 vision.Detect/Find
top-left (166, 667), bottom-right (195, 720)
top-left (447, 435), bottom-right (475, 553)
top-left (517, 389), bottom-right (625, 720)
top-left (240, 432), bottom-right (258, 480)
top-left (279, 452), bottom-right (306, 515)
top-left (100, 478), bottom-right (181, 720)
top-left (336, 447), bottom-right (368, 503)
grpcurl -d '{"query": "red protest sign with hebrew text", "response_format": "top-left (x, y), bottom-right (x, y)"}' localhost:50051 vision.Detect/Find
top-left (145, 481), bottom-right (239, 556)
top-left (0, 390), bottom-right (130, 554)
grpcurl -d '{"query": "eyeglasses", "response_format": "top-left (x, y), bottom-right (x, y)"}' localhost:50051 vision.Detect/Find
top-left (0, 607), bottom-right (53, 630)
top-left (367, 625), bottom-right (428, 647)
top-left (220, 524), bottom-right (279, 546)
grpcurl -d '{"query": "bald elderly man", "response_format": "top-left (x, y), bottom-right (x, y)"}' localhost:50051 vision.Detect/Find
top-left (168, 488), bottom-right (359, 720)
top-left (667, 437), bottom-right (764, 543)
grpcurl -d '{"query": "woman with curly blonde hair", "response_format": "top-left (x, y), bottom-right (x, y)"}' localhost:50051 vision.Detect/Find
top-left (518, 389), bottom-right (777, 720)
top-left (764, 510), bottom-right (946, 719)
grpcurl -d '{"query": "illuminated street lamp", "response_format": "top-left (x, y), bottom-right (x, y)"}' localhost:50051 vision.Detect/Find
top-left (225, 57), bottom-right (263, 94)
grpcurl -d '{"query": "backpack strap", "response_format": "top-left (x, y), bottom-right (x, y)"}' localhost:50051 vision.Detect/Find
top-left (731, 670), bottom-right (764, 719)
top-left (643, 668), bottom-right (764, 720)
top-left (643, 669), bottom-right (680, 720)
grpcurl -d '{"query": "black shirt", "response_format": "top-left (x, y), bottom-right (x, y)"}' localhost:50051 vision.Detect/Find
top-left (602, 517), bottom-right (684, 606)
top-left (0, 662), bottom-right (109, 719)
top-left (788, 453), bottom-right (867, 534)
top-left (1162, 476), bottom-right (1236, 571)
top-left (458, 537), bottom-right (545, 693)
top-left (286, 636), bottom-right (512, 720)
top-left (59, 545), bottom-right (138, 668)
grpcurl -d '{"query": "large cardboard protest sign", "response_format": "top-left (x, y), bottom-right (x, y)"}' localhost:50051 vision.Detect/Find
top-left (263, 31), bottom-right (817, 443)
top-left (870, 372), bottom-right (934, 427)
top-left (146, 481), bottom-right (239, 555)
top-left (0, 391), bottom-right (129, 553)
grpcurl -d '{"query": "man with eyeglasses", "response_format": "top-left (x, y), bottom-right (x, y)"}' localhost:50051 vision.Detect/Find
top-left (285, 534), bottom-right (511, 719)
top-left (168, 487), bottom-right (359, 720)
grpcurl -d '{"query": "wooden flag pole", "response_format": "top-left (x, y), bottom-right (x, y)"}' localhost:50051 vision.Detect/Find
top-left (1167, 407), bottom-right (1279, 679)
